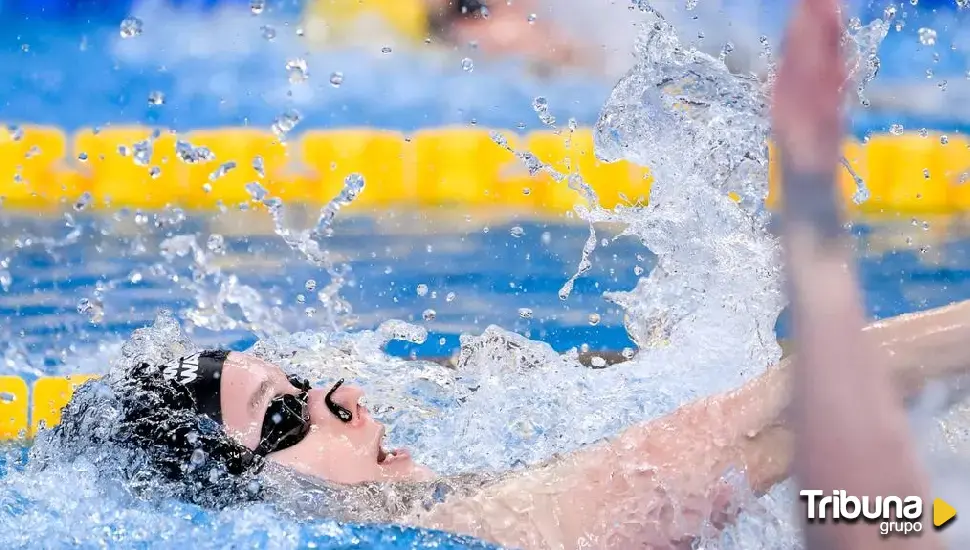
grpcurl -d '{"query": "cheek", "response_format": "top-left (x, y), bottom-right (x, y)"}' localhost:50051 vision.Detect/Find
top-left (307, 399), bottom-right (379, 452)
top-left (277, 430), bottom-right (381, 485)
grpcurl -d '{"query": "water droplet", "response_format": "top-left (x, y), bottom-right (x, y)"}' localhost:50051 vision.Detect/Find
top-left (206, 234), bottom-right (225, 253)
top-left (186, 431), bottom-right (199, 445)
top-left (621, 347), bottom-right (636, 359)
top-left (422, 309), bottom-right (437, 321)
top-left (416, 284), bottom-right (429, 297)
top-left (77, 152), bottom-right (88, 162)
top-left (461, 57), bottom-right (474, 72)
top-left (74, 192), bottom-right (93, 212)
top-left (190, 448), bottom-right (206, 466)
top-left (245, 183), bottom-right (269, 203)
top-left (590, 356), bottom-right (607, 368)
top-left (76, 298), bottom-right (104, 323)
top-left (923, 168), bottom-right (931, 179)
top-left (918, 27), bottom-right (937, 46)
top-left (129, 271), bottom-right (143, 284)
top-left (7, 126), bottom-right (22, 142)
top-left (919, 128), bottom-right (929, 138)
top-left (132, 139), bottom-right (152, 166)
top-left (329, 71), bottom-right (344, 87)
top-left (305, 279), bottom-right (317, 291)
top-left (149, 166), bottom-right (161, 179)
top-left (147, 91), bottom-right (165, 106)
top-left (250, 0), bottom-right (265, 15)
top-left (588, 313), bottom-right (601, 326)
top-left (518, 308), bottom-right (534, 319)
top-left (297, 294), bottom-right (306, 304)
top-left (120, 16), bottom-right (143, 38)
top-left (175, 140), bottom-right (215, 164)
top-left (286, 58), bottom-right (309, 83)
top-left (889, 123), bottom-right (904, 136)
top-left (509, 226), bottom-right (525, 238)
top-left (271, 109), bottom-right (302, 139)
top-left (305, 307), bottom-right (317, 317)
top-left (446, 292), bottom-right (456, 302)
top-left (381, 46), bottom-right (393, 54)
top-left (532, 96), bottom-right (555, 126)
top-left (209, 161), bottom-right (237, 182)
top-left (941, 135), bottom-right (949, 145)
top-left (527, 13), bottom-right (537, 23)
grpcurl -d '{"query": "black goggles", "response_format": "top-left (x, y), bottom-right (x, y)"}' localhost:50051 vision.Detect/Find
top-left (253, 377), bottom-right (354, 457)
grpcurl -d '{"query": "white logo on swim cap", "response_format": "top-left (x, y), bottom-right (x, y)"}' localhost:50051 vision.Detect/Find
top-left (161, 356), bottom-right (199, 385)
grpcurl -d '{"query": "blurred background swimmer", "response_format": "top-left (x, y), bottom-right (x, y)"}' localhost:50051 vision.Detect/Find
top-left (300, 0), bottom-right (870, 79)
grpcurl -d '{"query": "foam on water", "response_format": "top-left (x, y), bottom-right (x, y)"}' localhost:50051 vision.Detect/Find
top-left (4, 2), bottom-right (970, 549)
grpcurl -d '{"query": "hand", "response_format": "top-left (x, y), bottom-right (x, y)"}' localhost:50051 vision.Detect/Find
top-left (771, 0), bottom-right (847, 173)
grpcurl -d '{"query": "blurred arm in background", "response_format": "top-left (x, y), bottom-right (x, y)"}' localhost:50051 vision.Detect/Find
top-left (773, 1), bottom-right (941, 549)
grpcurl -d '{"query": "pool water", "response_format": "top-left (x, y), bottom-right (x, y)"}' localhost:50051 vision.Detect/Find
top-left (0, 210), bottom-right (966, 374)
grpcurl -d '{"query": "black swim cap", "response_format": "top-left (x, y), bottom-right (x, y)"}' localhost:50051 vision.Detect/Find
top-left (155, 349), bottom-right (229, 423)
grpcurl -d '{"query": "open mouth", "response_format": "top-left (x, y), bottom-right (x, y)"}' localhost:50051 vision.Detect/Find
top-left (375, 426), bottom-right (408, 465)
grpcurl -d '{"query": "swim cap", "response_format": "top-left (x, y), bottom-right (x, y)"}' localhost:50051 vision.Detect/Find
top-left (156, 349), bottom-right (229, 424)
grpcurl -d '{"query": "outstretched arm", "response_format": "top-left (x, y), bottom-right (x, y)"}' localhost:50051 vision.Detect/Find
top-left (773, 1), bottom-right (940, 549)
top-left (411, 300), bottom-right (970, 549)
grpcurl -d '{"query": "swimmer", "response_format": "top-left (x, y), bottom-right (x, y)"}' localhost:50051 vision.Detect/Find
top-left (43, 297), bottom-right (970, 550)
top-left (773, 1), bottom-right (942, 549)
top-left (424, 0), bottom-right (588, 69)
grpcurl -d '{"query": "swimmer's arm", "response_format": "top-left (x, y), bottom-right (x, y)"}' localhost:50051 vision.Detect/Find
top-left (411, 300), bottom-right (970, 550)
top-left (781, 161), bottom-right (939, 550)
top-left (772, 0), bottom-right (939, 546)
top-left (411, 376), bottom-right (792, 550)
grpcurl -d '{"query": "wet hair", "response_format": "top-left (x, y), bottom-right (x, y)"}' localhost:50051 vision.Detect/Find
top-left (34, 360), bottom-right (264, 509)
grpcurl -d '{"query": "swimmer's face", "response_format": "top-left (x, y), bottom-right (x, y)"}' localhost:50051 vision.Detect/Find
top-left (219, 352), bottom-right (434, 485)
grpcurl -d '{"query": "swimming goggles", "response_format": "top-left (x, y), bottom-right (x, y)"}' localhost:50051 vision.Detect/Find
top-left (253, 377), bottom-right (354, 456)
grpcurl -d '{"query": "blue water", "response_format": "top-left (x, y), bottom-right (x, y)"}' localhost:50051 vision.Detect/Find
top-left (1, 212), bottom-right (966, 370)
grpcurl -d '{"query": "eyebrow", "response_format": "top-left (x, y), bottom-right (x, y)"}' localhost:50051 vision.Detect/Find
top-left (249, 379), bottom-right (274, 414)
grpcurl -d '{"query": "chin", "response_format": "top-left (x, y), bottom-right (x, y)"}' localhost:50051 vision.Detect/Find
top-left (379, 455), bottom-right (435, 482)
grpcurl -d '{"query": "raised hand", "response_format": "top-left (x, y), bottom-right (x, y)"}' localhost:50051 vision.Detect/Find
top-left (771, 0), bottom-right (847, 174)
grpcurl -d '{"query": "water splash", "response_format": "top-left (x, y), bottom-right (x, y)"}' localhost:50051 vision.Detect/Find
top-left (0, 4), bottom-right (918, 550)
top-left (156, 233), bottom-right (285, 337)
top-left (247, 172), bottom-right (366, 331)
